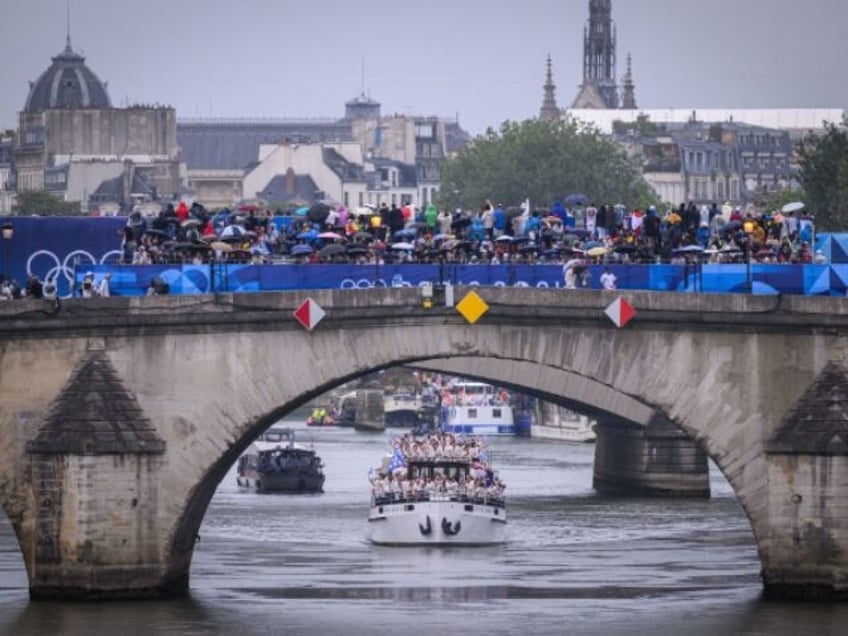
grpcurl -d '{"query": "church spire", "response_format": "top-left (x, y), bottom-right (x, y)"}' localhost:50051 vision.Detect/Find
top-left (573, 0), bottom-right (619, 109)
top-left (621, 53), bottom-right (637, 109)
top-left (65, 0), bottom-right (73, 53)
top-left (539, 54), bottom-right (560, 121)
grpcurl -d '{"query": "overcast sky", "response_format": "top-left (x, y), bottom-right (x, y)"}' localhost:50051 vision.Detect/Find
top-left (1, 0), bottom-right (847, 136)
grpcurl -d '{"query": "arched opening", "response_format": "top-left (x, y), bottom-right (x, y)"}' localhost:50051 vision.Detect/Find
top-left (183, 360), bottom-right (762, 630)
top-left (0, 505), bottom-right (28, 627)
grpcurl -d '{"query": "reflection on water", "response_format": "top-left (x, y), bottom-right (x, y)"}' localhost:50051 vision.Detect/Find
top-left (2, 424), bottom-right (848, 636)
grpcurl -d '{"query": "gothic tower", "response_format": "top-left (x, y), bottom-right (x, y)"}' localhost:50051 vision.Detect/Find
top-left (621, 53), bottom-right (637, 109)
top-left (539, 54), bottom-right (560, 121)
top-left (571, 0), bottom-right (619, 109)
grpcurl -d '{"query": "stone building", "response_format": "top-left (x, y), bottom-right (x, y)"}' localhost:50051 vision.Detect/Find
top-left (12, 35), bottom-right (183, 213)
top-left (613, 114), bottom-right (800, 206)
top-left (179, 93), bottom-right (466, 209)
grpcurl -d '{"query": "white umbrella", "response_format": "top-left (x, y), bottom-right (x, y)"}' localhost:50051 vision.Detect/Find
top-left (391, 242), bottom-right (415, 250)
top-left (220, 225), bottom-right (246, 239)
top-left (781, 201), bottom-right (805, 213)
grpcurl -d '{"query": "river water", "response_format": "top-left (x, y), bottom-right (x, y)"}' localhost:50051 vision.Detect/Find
top-left (2, 423), bottom-right (847, 636)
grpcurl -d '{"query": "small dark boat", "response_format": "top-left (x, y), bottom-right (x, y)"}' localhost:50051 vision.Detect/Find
top-left (236, 428), bottom-right (325, 493)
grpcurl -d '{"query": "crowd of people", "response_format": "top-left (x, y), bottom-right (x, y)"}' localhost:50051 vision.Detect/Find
top-left (0, 196), bottom-right (826, 301)
top-left (369, 431), bottom-right (505, 505)
top-left (114, 197), bottom-right (822, 269)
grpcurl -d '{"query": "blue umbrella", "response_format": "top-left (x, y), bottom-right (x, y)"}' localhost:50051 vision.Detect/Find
top-left (290, 244), bottom-right (314, 256)
top-left (295, 206), bottom-right (310, 216)
top-left (394, 228), bottom-right (417, 239)
top-left (565, 193), bottom-right (588, 206)
top-left (296, 229), bottom-right (319, 240)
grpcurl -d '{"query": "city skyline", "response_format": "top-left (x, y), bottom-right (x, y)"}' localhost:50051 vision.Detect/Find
top-left (1, 0), bottom-right (847, 136)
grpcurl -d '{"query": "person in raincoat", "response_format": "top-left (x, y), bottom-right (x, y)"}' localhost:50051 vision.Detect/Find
top-left (425, 202), bottom-right (438, 234)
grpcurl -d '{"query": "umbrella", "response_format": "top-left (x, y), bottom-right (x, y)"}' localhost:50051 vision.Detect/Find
top-left (583, 241), bottom-right (603, 250)
top-left (307, 203), bottom-right (331, 223)
top-left (495, 235), bottom-right (514, 242)
top-left (220, 225), bottom-right (246, 239)
top-left (433, 233), bottom-right (454, 241)
top-left (391, 242), bottom-right (415, 250)
top-left (353, 231), bottom-right (374, 242)
top-left (346, 245), bottom-right (369, 255)
top-left (565, 193), bottom-right (588, 206)
top-left (563, 258), bottom-right (585, 270)
top-left (294, 206), bottom-right (310, 216)
top-left (674, 245), bottom-right (705, 254)
top-left (586, 246), bottom-right (608, 258)
top-left (781, 201), bottom-right (805, 213)
top-left (296, 229), bottom-right (319, 240)
top-left (237, 203), bottom-right (259, 212)
top-left (144, 228), bottom-right (170, 239)
top-left (719, 221), bottom-right (742, 233)
top-left (355, 207), bottom-right (376, 216)
top-left (451, 217), bottom-right (472, 229)
top-left (394, 228), bottom-right (418, 239)
top-left (703, 248), bottom-right (720, 255)
top-left (319, 244), bottom-right (347, 259)
top-left (181, 218), bottom-right (202, 228)
top-left (290, 244), bottom-right (314, 256)
top-left (210, 241), bottom-right (233, 253)
top-left (520, 244), bottom-right (540, 253)
top-left (318, 231), bottom-right (343, 240)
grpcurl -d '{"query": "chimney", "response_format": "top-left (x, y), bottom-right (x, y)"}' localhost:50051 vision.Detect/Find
top-left (285, 167), bottom-right (295, 193)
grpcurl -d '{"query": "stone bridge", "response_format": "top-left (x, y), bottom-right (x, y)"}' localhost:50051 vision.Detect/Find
top-left (1, 288), bottom-right (848, 601)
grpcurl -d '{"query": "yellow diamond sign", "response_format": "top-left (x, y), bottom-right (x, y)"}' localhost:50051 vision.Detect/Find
top-left (456, 290), bottom-right (489, 324)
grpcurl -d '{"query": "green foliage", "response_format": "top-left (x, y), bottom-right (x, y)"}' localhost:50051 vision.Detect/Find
top-left (438, 117), bottom-right (658, 212)
top-left (11, 190), bottom-right (83, 216)
top-left (797, 119), bottom-right (848, 230)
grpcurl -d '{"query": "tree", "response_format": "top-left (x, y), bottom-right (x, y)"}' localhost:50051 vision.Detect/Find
top-left (11, 190), bottom-right (83, 216)
top-left (797, 119), bottom-right (848, 230)
top-left (438, 117), bottom-right (658, 212)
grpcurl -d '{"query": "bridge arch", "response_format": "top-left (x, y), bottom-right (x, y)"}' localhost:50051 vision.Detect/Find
top-left (0, 288), bottom-right (845, 599)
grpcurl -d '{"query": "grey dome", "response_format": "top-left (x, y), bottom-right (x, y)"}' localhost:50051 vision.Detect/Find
top-left (23, 41), bottom-right (111, 113)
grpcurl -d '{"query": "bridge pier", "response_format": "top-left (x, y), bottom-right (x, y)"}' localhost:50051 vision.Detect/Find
top-left (593, 418), bottom-right (710, 498)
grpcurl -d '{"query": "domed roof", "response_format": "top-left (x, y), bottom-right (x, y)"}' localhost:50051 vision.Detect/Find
top-left (23, 38), bottom-right (111, 113)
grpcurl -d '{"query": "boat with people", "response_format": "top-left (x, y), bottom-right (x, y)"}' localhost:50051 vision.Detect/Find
top-left (439, 381), bottom-right (526, 436)
top-left (367, 431), bottom-right (506, 546)
top-left (236, 427), bottom-right (325, 493)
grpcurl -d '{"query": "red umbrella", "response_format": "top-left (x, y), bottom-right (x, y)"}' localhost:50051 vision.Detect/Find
top-left (238, 204), bottom-right (259, 212)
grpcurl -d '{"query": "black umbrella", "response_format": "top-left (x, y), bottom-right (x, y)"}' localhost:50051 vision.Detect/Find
top-left (353, 231), bottom-right (374, 242)
top-left (307, 203), bottom-right (331, 223)
top-left (451, 217), bottom-right (472, 229)
top-left (346, 245), bottom-right (369, 255)
top-left (319, 244), bottom-right (347, 259)
top-left (145, 228), bottom-right (170, 239)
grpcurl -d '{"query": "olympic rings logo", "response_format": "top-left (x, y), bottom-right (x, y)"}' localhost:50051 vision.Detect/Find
top-left (26, 249), bottom-right (122, 296)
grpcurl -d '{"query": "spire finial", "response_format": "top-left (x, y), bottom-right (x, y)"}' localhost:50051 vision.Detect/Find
top-left (65, 0), bottom-right (72, 51)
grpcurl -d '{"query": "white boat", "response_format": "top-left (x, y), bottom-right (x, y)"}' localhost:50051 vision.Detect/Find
top-left (368, 434), bottom-right (506, 546)
top-left (438, 381), bottom-right (522, 436)
top-left (532, 405), bottom-right (596, 443)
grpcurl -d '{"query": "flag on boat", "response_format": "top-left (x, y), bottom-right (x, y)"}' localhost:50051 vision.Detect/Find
top-left (388, 448), bottom-right (406, 473)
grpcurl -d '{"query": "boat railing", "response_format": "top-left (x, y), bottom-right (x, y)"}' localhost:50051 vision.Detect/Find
top-left (371, 491), bottom-right (505, 509)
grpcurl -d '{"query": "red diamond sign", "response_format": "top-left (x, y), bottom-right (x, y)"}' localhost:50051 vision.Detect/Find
top-left (293, 297), bottom-right (326, 331)
top-left (604, 297), bottom-right (636, 329)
